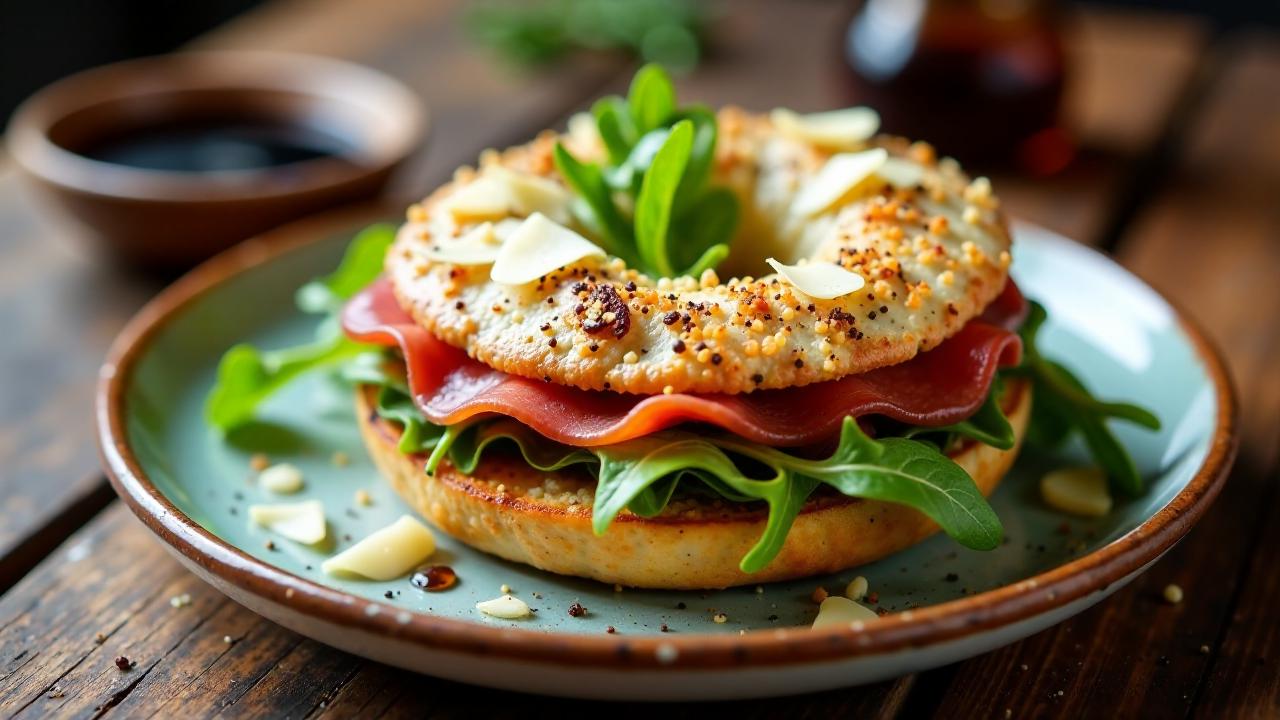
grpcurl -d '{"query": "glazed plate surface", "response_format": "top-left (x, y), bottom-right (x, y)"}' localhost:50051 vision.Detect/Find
top-left (98, 216), bottom-right (1235, 700)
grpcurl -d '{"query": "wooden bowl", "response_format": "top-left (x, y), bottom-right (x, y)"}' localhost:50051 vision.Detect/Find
top-left (6, 51), bottom-right (427, 271)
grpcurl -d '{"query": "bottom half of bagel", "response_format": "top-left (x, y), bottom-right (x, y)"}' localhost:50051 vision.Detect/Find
top-left (355, 379), bottom-right (1031, 590)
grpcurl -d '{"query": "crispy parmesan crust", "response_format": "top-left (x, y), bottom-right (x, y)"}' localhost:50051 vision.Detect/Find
top-left (386, 108), bottom-right (1013, 395)
top-left (355, 379), bottom-right (1031, 590)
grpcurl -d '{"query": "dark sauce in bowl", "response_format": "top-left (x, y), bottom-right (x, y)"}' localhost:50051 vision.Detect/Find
top-left (78, 118), bottom-right (356, 173)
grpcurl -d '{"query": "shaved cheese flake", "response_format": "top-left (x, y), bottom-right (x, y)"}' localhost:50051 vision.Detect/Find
top-left (812, 596), bottom-right (879, 630)
top-left (766, 257), bottom-right (865, 299)
top-left (491, 212), bottom-right (605, 285)
top-left (492, 217), bottom-right (524, 241)
top-left (258, 463), bottom-right (304, 494)
top-left (876, 157), bottom-right (926, 189)
top-left (476, 594), bottom-right (532, 619)
top-left (322, 515), bottom-right (436, 580)
top-left (792, 148), bottom-right (889, 217)
top-left (424, 222), bottom-right (503, 265)
top-left (442, 176), bottom-right (514, 223)
top-left (1041, 467), bottom-right (1112, 517)
top-left (249, 500), bottom-right (326, 545)
top-left (772, 107), bottom-right (880, 150)
top-left (489, 166), bottom-right (573, 224)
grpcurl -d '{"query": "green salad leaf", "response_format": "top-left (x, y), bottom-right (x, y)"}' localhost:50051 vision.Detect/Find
top-left (718, 418), bottom-right (1004, 553)
top-left (361, 372), bottom-right (1001, 573)
top-left (205, 224), bottom-right (396, 431)
top-left (554, 63), bottom-right (739, 278)
top-left (1014, 301), bottom-right (1161, 495)
top-left (635, 119), bottom-right (693, 277)
top-left (466, 0), bottom-right (707, 72)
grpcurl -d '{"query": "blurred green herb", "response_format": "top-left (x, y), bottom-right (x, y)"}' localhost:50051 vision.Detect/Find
top-left (466, 0), bottom-right (709, 72)
top-left (1012, 301), bottom-right (1161, 495)
top-left (555, 64), bottom-right (737, 278)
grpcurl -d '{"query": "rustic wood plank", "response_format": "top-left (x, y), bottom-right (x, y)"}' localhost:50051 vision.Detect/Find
top-left (0, 504), bottom-right (913, 717)
top-left (1161, 35), bottom-right (1280, 720)
top-left (916, 31), bottom-right (1280, 720)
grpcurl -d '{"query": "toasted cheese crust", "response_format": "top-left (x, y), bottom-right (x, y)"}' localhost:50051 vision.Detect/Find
top-left (387, 108), bottom-right (1012, 395)
top-left (355, 379), bottom-right (1030, 589)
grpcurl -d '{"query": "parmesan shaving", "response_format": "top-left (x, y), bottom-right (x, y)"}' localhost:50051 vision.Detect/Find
top-left (475, 594), bottom-right (532, 619)
top-left (442, 176), bottom-right (512, 224)
top-left (876, 157), bottom-right (926, 189)
top-left (489, 166), bottom-right (573, 224)
top-left (771, 107), bottom-right (880, 150)
top-left (424, 222), bottom-right (503, 265)
top-left (322, 515), bottom-right (437, 581)
top-left (248, 500), bottom-right (326, 545)
top-left (442, 168), bottom-right (573, 226)
top-left (812, 596), bottom-right (879, 630)
top-left (490, 212), bottom-right (605, 285)
top-left (792, 148), bottom-right (888, 216)
top-left (766, 257), bottom-right (865, 299)
top-left (1041, 467), bottom-right (1113, 517)
top-left (258, 463), bottom-right (304, 494)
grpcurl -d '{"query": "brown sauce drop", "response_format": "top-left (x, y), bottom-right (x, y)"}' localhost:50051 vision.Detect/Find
top-left (410, 565), bottom-right (457, 592)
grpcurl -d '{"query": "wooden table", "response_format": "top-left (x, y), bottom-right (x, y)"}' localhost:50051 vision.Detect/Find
top-left (2, 1), bottom-right (1277, 716)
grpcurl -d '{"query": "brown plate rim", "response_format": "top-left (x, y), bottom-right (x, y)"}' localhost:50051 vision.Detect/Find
top-left (96, 207), bottom-right (1238, 670)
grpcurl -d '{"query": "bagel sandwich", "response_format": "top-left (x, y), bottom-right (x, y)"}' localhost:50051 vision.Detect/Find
top-left (208, 64), bottom-right (1161, 590)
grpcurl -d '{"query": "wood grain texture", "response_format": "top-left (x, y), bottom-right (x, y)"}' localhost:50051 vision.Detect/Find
top-left (0, 0), bottom-right (1275, 717)
top-left (1147, 36), bottom-right (1280, 720)
top-left (0, 505), bottom-right (914, 718)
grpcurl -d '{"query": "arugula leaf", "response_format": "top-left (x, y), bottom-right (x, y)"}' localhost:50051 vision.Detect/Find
top-left (721, 418), bottom-right (1004, 552)
top-left (552, 144), bottom-right (635, 263)
top-left (1016, 300), bottom-right (1161, 495)
top-left (593, 435), bottom-right (822, 573)
top-left (448, 420), bottom-right (596, 474)
top-left (634, 119), bottom-right (694, 277)
top-left (671, 185), bottom-right (737, 275)
top-left (672, 105), bottom-right (717, 209)
top-left (593, 435), bottom-right (740, 533)
top-left (206, 338), bottom-right (369, 431)
top-left (555, 65), bottom-right (740, 279)
top-left (605, 128), bottom-right (671, 194)
top-left (206, 224), bottom-right (395, 431)
top-left (374, 385), bottom-right (446, 455)
top-left (627, 63), bottom-right (676, 134)
top-left (295, 224), bottom-right (396, 313)
top-left (591, 97), bottom-right (636, 165)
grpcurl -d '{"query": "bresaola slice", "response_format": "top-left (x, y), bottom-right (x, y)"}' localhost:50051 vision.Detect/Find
top-left (343, 278), bottom-right (1023, 448)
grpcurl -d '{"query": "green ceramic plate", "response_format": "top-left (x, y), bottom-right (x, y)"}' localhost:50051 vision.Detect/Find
top-left (99, 215), bottom-right (1235, 700)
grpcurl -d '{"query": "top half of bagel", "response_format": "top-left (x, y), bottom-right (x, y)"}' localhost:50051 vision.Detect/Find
top-left (384, 107), bottom-right (1013, 396)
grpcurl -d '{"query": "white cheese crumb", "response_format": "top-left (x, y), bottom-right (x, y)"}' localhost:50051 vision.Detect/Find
top-left (248, 500), bottom-right (326, 545)
top-left (258, 463), bottom-right (304, 494)
top-left (322, 516), bottom-right (436, 581)
top-left (812, 596), bottom-right (878, 630)
top-left (766, 257), bottom-right (865, 299)
top-left (845, 576), bottom-right (869, 601)
top-left (1041, 467), bottom-right (1112, 517)
top-left (476, 594), bottom-right (532, 619)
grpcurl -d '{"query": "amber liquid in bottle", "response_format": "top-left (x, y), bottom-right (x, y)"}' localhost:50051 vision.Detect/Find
top-left (840, 0), bottom-right (1071, 174)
